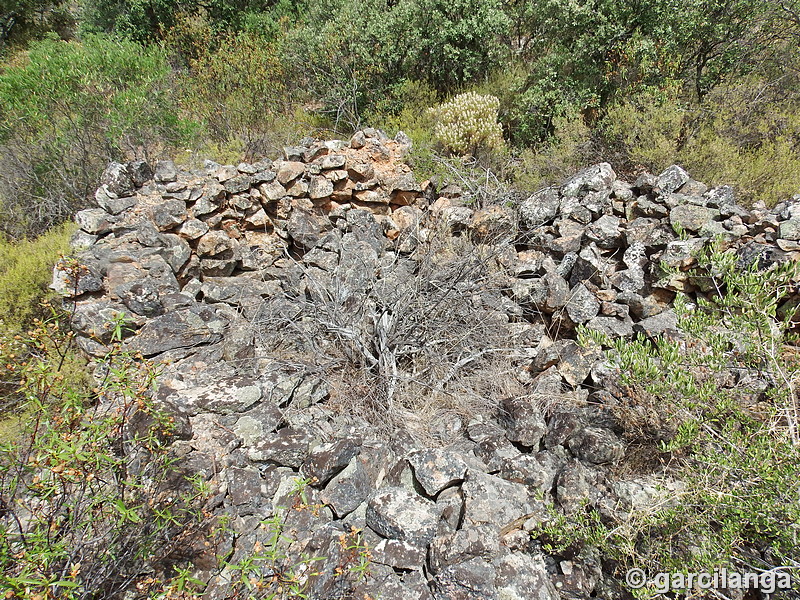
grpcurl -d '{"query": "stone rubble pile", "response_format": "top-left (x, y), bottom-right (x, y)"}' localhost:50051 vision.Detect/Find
top-left (52, 128), bottom-right (800, 599)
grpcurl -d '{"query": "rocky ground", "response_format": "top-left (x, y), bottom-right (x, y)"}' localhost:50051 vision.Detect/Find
top-left (51, 129), bottom-right (800, 599)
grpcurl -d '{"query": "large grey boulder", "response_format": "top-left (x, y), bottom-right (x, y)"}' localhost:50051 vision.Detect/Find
top-left (565, 283), bottom-right (600, 324)
top-left (302, 439), bottom-right (360, 486)
top-left (519, 188), bottom-right (561, 229)
top-left (669, 204), bottom-right (718, 233)
top-left (432, 557), bottom-right (497, 600)
top-left (500, 397), bottom-right (547, 448)
top-left (100, 162), bottom-right (134, 197)
top-left (562, 163), bottom-right (616, 197)
top-left (75, 208), bottom-right (115, 235)
top-left (495, 552), bottom-right (561, 600)
top-left (461, 471), bottom-right (533, 531)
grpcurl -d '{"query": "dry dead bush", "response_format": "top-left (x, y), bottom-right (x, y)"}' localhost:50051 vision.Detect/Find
top-left (250, 223), bottom-right (528, 442)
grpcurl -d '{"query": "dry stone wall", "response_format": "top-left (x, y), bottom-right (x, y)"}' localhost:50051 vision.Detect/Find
top-left (50, 128), bottom-right (800, 599)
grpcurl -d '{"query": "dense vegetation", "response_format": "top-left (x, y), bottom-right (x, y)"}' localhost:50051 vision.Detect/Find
top-left (2, 0), bottom-right (800, 243)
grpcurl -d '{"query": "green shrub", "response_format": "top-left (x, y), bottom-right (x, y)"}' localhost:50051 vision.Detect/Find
top-left (679, 73), bottom-right (800, 205)
top-left (541, 247), bottom-right (800, 586)
top-left (0, 33), bottom-right (194, 237)
top-left (284, 0), bottom-right (508, 130)
top-left (0, 222), bottom-right (73, 329)
top-left (428, 91), bottom-right (504, 157)
top-left (79, 0), bottom-right (293, 44)
top-left (401, 0), bottom-right (509, 93)
top-left (599, 75), bottom-right (800, 206)
top-left (511, 110), bottom-right (593, 191)
top-left (0, 315), bottom-right (209, 598)
top-left (179, 29), bottom-right (312, 159)
top-left (282, 0), bottom-right (391, 130)
top-left (0, 1), bottom-right (73, 52)
top-left (373, 79), bottom-right (439, 140)
top-left (599, 85), bottom-right (686, 172)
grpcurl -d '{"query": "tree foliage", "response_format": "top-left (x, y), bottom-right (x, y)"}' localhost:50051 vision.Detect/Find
top-left (79, 0), bottom-right (288, 42)
top-left (285, 0), bottom-right (508, 128)
top-left (0, 0), bottom-right (70, 49)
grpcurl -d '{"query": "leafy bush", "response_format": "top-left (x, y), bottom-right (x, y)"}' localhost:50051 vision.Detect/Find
top-left (179, 29), bottom-right (300, 159)
top-left (79, 0), bottom-right (292, 44)
top-left (428, 92), bottom-right (504, 157)
top-left (0, 0), bottom-right (73, 51)
top-left (599, 85), bottom-right (686, 172)
top-left (0, 222), bottom-right (73, 329)
top-left (540, 247), bottom-right (800, 586)
top-left (0, 33), bottom-right (193, 237)
top-left (401, 0), bottom-right (509, 92)
top-left (0, 315), bottom-right (210, 598)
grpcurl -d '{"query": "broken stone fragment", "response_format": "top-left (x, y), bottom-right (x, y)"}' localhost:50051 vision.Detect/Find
top-left (432, 557), bottom-right (497, 600)
top-left (669, 204), bottom-right (719, 233)
top-left (287, 209), bottom-right (332, 250)
top-left (461, 470), bottom-right (533, 531)
top-left (154, 160), bottom-right (177, 183)
top-left (276, 160), bottom-right (306, 185)
top-left (95, 186), bottom-right (136, 215)
top-left (428, 526), bottom-right (501, 574)
top-left (366, 487), bottom-right (439, 546)
top-left (561, 162), bottom-right (616, 197)
top-left (179, 218), bottom-right (209, 239)
top-left (51, 259), bottom-right (103, 297)
top-left (150, 199), bottom-right (188, 231)
top-left (565, 283), bottom-right (600, 324)
top-left (247, 427), bottom-right (314, 467)
top-left (655, 164), bottom-right (689, 194)
top-left (302, 439), bottom-right (360, 487)
top-left (496, 552), bottom-right (561, 600)
top-left (196, 230), bottom-right (238, 257)
top-left (75, 208), bottom-right (115, 235)
top-left (407, 449), bottom-right (468, 497)
top-left (127, 304), bottom-right (225, 356)
top-left (500, 397), bottom-right (547, 448)
top-left (308, 175), bottom-right (334, 199)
